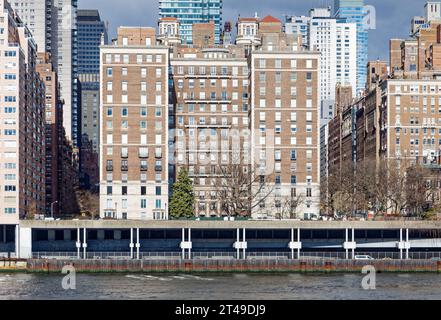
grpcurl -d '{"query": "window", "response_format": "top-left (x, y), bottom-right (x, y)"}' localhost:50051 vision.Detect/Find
top-left (291, 150), bottom-right (297, 160)
top-left (107, 68), bottom-right (113, 76)
top-left (291, 176), bottom-right (297, 185)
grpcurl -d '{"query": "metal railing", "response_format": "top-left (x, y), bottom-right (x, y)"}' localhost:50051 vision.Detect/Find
top-left (139, 252), bottom-right (181, 260)
top-left (30, 251), bottom-right (441, 261)
top-left (0, 252), bottom-right (16, 259)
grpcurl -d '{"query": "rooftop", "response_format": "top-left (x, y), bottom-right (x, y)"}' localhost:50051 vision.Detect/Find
top-left (260, 15), bottom-right (282, 23)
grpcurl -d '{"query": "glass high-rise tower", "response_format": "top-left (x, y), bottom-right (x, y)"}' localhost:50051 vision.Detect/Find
top-left (334, 0), bottom-right (369, 94)
top-left (159, 0), bottom-right (223, 44)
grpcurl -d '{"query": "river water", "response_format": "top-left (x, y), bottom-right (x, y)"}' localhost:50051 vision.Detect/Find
top-left (0, 273), bottom-right (440, 300)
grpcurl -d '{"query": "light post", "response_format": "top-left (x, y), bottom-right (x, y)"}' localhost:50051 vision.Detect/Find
top-left (51, 201), bottom-right (58, 218)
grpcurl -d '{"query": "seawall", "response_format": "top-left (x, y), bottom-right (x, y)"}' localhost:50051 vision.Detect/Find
top-left (1, 259), bottom-right (439, 273)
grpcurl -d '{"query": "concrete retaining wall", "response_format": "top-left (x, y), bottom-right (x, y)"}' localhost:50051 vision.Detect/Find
top-left (23, 259), bottom-right (441, 273)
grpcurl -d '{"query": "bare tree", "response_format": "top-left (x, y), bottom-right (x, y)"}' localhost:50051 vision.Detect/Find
top-left (215, 149), bottom-right (274, 218)
top-left (274, 193), bottom-right (305, 220)
top-left (75, 188), bottom-right (100, 219)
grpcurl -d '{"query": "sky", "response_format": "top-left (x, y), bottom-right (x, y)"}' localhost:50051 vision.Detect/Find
top-left (78, 0), bottom-right (430, 61)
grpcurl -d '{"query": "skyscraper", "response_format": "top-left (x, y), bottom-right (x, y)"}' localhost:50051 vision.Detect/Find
top-left (334, 0), bottom-right (370, 94)
top-left (0, 0), bottom-right (46, 222)
top-left (78, 10), bottom-right (108, 151)
top-left (286, 7), bottom-right (357, 122)
top-left (100, 27), bottom-right (170, 220)
top-left (159, 0), bottom-right (223, 44)
top-left (78, 10), bottom-right (108, 75)
top-left (10, 0), bottom-right (79, 148)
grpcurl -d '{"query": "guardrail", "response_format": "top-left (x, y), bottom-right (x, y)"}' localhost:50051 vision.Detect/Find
top-left (0, 252), bottom-right (16, 259)
top-left (30, 251), bottom-right (441, 260)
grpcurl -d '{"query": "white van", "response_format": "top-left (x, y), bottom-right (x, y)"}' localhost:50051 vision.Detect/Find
top-left (354, 255), bottom-right (375, 260)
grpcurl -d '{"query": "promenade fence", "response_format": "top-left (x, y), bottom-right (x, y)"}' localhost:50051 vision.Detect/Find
top-left (30, 251), bottom-right (441, 260)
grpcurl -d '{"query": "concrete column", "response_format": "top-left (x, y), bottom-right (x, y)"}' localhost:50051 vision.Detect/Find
top-left (76, 228), bottom-right (81, 259)
top-left (16, 226), bottom-right (32, 259)
top-left (344, 228), bottom-right (356, 259)
top-left (114, 230), bottom-right (122, 240)
top-left (399, 228), bottom-right (403, 260)
top-left (345, 228), bottom-right (348, 259)
top-left (63, 230), bottom-right (71, 241)
top-left (398, 228), bottom-right (411, 260)
top-left (406, 229), bottom-right (409, 260)
top-left (181, 228), bottom-right (185, 260)
top-left (97, 230), bottom-right (105, 241)
top-left (290, 228), bottom-right (294, 260)
top-left (289, 228), bottom-right (302, 260)
top-left (351, 228), bottom-right (355, 259)
top-left (48, 230), bottom-right (55, 241)
top-left (236, 228), bottom-right (240, 259)
top-left (136, 228), bottom-right (140, 260)
top-left (233, 228), bottom-right (247, 260)
top-left (129, 228), bottom-right (134, 259)
top-left (242, 228), bottom-right (246, 260)
top-left (188, 228), bottom-right (192, 260)
top-left (82, 228), bottom-right (87, 259)
top-left (180, 228), bottom-right (192, 260)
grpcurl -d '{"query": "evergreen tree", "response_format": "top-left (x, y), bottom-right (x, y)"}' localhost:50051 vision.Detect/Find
top-left (170, 168), bottom-right (195, 219)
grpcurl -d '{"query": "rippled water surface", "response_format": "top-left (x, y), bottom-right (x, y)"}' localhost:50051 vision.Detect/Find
top-left (0, 273), bottom-right (440, 300)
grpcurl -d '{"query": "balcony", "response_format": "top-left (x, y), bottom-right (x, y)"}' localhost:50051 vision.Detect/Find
top-left (155, 165), bottom-right (163, 172)
top-left (121, 166), bottom-right (128, 172)
top-left (184, 97), bottom-right (231, 104)
top-left (106, 165), bottom-right (113, 172)
top-left (140, 165), bottom-right (148, 172)
top-left (184, 73), bottom-right (232, 80)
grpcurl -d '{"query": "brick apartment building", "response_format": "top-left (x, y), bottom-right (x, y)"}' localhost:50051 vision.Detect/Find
top-left (100, 15), bottom-right (321, 220)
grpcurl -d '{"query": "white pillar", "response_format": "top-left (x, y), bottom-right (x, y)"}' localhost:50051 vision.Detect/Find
top-left (400, 228), bottom-right (403, 260)
top-left (236, 228), bottom-right (240, 259)
top-left (15, 225), bottom-right (19, 258)
top-left (291, 228), bottom-right (294, 260)
top-left (242, 228), bottom-right (246, 260)
top-left (406, 229), bottom-right (409, 260)
top-left (181, 228), bottom-right (185, 260)
top-left (188, 228), bottom-right (192, 260)
top-left (351, 228), bottom-right (355, 259)
top-left (297, 228), bottom-right (301, 259)
top-left (16, 226), bottom-right (32, 259)
top-left (136, 228), bottom-right (140, 260)
top-left (76, 228), bottom-right (81, 259)
top-left (345, 228), bottom-right (348, 259)
top-left (130, 228), bottom-right (134, 259)
top-left (82, 228), bottom-right (87, 259)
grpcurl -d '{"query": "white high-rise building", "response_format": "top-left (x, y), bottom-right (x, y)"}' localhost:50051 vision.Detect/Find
top-left (286, 7), bottom-right (357, 121)
top-left (11, 0), bottom-right (79, 147)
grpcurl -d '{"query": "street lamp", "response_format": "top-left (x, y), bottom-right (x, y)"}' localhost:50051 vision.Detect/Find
top-left (51, 201), bottom-right (58, 218)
